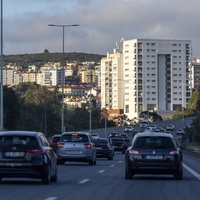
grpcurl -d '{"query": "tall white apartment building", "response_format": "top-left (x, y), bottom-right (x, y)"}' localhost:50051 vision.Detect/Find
top-left (3, 68), bottom-right (14, 85)
top-left (101, 38), bottom-right (192, 120)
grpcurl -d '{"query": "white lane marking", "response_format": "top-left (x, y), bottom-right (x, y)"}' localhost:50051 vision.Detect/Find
top-left (110, 165), bottom-right (115, 167)
top-left (45, 198), bottom-right (57, 200)
top-left (183, 163), bottom-right (200, 180)
top-left (118, 161), bottom-right (122, 163)
top-left (98, 170), bottom-right (105, 173)
top-left (78, 179), bottom-right (90, 184)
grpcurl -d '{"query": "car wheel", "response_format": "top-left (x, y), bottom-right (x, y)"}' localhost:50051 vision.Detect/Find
top-left (89, 157), bottom-right (95, 166)
top-left (174, 168), bottom-right (183, 180)
top-left (108, 153), bottom-right (113, 160)
top-left (42, 165), bottom-right (51, 185)
top-left (57, 160), bottom-right (62, 165)
top-left (50, 165), bottom-right (58, 182)
top-left (125, 168), bottom-right (133, 179)
top-left (122, 150), bottom-right (125, 154)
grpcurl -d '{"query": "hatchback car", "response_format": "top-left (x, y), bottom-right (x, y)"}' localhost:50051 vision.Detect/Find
top-left (93, 138), bottom-right (114, 160)
top-left (166, 124), bottom-right (175, 131)
top-left (91, 133), bottom-right (99, 139)
top-left (56, 132), bottom-right (96, 165)
top-left (125, 132), bottom-right (183, 180)
top-left (176, 129), bottom-right (185, 135)
top-left (50, 134), bottom-right (61, 152)
top-left (109, 136), bottom-right (127, 154)
top-left (0, 131), bottom-right (58, 184)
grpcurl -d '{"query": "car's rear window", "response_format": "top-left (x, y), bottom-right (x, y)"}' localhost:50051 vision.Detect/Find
top-left (62, 134), bottom-right (89, 142)
top-left (134, 137), bottom-right (174, 148)
top-left (95, 139), bottom-right (108, 144)
top-left (0, 136), bottom-right (38, 147)
top-left (53, 137), bottom-right (61, 142)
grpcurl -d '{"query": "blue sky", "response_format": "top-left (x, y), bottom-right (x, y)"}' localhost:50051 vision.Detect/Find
top-left (2, 0), bottom-right (200, 57)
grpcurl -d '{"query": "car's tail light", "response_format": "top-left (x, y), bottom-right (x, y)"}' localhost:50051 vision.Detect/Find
top-left (122, 141), bottom-right (125, 145)
top-left (27, 149), bottom-right (45, 155)
top-left (84, 143), bottom-right (92, 148)
top-left (128, 149), bottom-right (140, 155)
top-left (57, 142), bottom-right (65, 148)
top-left (168, 149), bottom-right (179, 155)
top-left (102, 145), bottom-right (109, 149)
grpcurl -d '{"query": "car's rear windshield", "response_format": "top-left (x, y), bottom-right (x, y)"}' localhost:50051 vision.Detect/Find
top-left (53, 137), bottom-right (61, 142)
top-left (0, 136), bottom-right (38, 147)
top-left (95, 139), bottom-right (108, 144)
top-left (134, 137), bottom-right (174, 148)
top-left (62, 134), bottom-right (89, 142)
top-left (110, 137), bottom-right (123, 142)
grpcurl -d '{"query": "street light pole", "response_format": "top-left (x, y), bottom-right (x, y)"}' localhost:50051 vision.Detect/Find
top-left (147, 85), bottom-right (150, 121)
top-left (48, 24), bottom-right (79, 134)
top-left (0, 0), bottom-right (3, 131)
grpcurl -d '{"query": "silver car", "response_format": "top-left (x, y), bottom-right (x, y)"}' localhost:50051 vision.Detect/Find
top-left (56, 132), bottom-right (96, 165)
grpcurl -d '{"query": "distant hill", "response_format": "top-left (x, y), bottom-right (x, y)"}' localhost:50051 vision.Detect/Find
top-left (3, 52), bottom-right (106, 68)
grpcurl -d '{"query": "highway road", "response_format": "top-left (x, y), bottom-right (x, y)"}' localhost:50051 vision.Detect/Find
top-left (1, 117), bottom-right (200, 200)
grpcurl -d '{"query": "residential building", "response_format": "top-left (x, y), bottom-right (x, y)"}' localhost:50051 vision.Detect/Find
top-left (3, 68), bottom-right (14, 85)
top-left (190, 57), bottom-right (200, 89)
top-left (101, 38), bottom-right (192, 121)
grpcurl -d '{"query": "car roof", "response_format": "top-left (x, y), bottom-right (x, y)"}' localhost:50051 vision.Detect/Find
top-left (53, 134), bottom-right (61, 138)
top-left (135, 132), bottom-right (173, 138)
top-left (62, 131), bottom-right (90, 136)
top-left (0, 131), bottom-right (41, 137)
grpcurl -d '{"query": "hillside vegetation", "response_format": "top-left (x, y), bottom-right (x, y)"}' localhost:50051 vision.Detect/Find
top-left (3, 52), bottom-right (106, 68)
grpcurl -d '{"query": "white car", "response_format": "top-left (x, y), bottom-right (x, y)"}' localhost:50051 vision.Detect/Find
top-left (91, 133), bottom-right (99, 139)
top-left (166, 124), bottom-right (175, 131)
top-left (176, 129), bottom-right (185, 135)
top-left (144, 127), bottom-right (154, 132)
top-left (124, 126), bottom-right (134, 132)
top-left (149, 125), bottom-right (157, 130)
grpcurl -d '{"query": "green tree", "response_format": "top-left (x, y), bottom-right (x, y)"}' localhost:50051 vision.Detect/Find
top-left (187, 88), bottom-right (200, 115)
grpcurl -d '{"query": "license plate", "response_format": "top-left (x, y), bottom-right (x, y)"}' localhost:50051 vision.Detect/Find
top-left (146, 155), bottom-right (163, 159)
top-left (96, 147), bottom-right (101, 149)
top-left (4, 152), bottom-right (25, 157)
top-left (66, 150), bottom-right (82, 154)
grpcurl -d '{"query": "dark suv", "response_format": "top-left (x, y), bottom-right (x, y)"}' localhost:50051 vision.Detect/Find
top-left (0, 131), bottom-right (58, 184)
top-left (50, 134), bottom-right (61, 152)
top-left (125, 132), bottom-right (183, 180)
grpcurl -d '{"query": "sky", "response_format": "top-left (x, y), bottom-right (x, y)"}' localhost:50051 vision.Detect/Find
top-left (1, 0), bottom-right (200, 57)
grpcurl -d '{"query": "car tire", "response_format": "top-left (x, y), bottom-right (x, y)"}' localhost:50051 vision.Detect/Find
top-left (174, 168), bottom-right (183, 180)
top-left (50, 165), bottom-right (58, 182)
top-left (57, 160), bottom-right (62, 165)
top-left (125, 168), bottom-right (133, 179)
top-left (108, 153), bottom-right (113, 160)
top-left (89, 157), bottom-right (95, 166)
top-left (122, 150), bottom-right (125, 154)
top-left (42, 165), bottom-right (51, 185)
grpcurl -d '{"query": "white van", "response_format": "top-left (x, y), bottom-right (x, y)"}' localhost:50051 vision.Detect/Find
top-left (140, 120), bottom-right (150, 128)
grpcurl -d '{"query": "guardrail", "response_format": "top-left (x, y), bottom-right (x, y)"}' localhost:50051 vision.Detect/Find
top-left (176, 136), bottom-right (200, 158)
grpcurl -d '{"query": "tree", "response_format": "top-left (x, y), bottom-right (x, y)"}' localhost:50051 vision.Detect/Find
top-left (44, 49), bottom-right (49, 53)
top-left (3, 86), bottom-right (20, 130)
top-left (187, 89), bottom-right (200, 115)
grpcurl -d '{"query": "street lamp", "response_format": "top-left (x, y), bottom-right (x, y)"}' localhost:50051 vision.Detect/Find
top-left (48, 24), bottom-right (79, 134)
top-left (0, 0), bottom-right (3, 131)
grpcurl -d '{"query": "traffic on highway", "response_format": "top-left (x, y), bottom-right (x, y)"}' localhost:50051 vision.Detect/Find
top-left (1, 118), bottom-right (200, 200)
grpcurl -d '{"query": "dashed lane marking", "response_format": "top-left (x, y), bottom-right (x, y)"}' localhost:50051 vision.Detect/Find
top-left (78, 179), bottom-right (90, 184)
top-left (118, 161), bottom-right (122, 163)
top-left (98, 170), bottom-right (105, 173)
top-left (45, 198), bottom-right (57, 200)
top-left (110, 165), bottom-right (115, 167)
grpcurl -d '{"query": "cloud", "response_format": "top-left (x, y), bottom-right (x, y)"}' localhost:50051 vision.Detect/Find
top-left (2, 0), bottom-right (200, 56)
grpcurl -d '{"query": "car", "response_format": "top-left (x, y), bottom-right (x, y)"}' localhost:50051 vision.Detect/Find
top-left (56, 132), bottom-right (96, 165)
top-left (0, 131), bottom-right (58, 184)
top-left (183, 125), bottom-right (191, 130)
top-left (125, 132), bottom-right (183, 180)
top-left (155, 127), bottom-right (166, 133)
top-left (50, 134), bottom-right (61, 152)
top-left (144, 126), bottom-right (154, 132)
top-left (93, 138), bottom-right (114, 160)
top-left (176, 129), bottom-right (185, 135)
top-left (124, 126), bottom-right (134, 132)
top-left (91, 133), bottom-right (99, 139)
top-left (109, 132), bottom-right (118, 137)
top-left (139, 120), bottom-right (150, 128)
top-left (123, 137), bottom-right (131, 147)
top-left (109, 136), bottom-right (127, 154)
top-left (166, 124), bottom-right (175, 131)
top-left (149, 124), bottom-right (157, 130)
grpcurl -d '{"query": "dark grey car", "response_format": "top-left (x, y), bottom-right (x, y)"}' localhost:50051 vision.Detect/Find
top-left (56, 132), bottom-right (96, 165)
top-left (0, 131), bottom-right (58, 184)
top-left (125, 132), bottom-right (183, 180)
